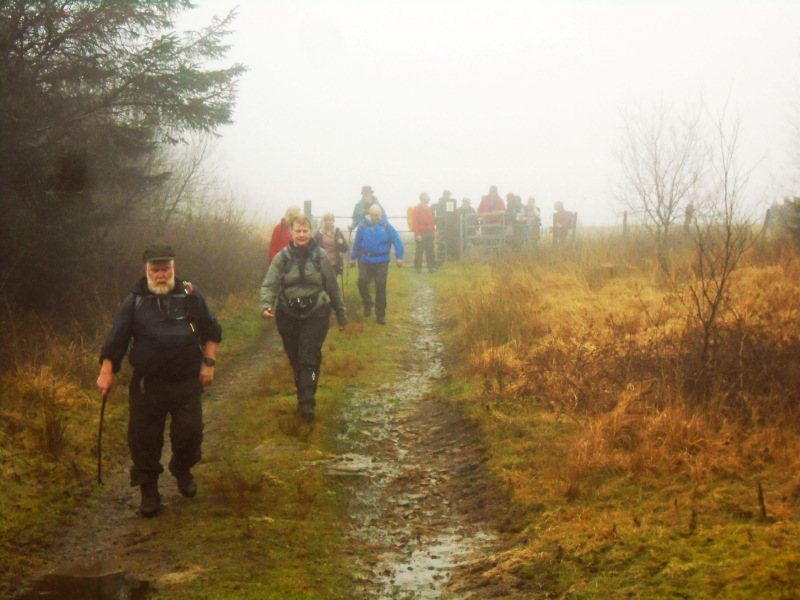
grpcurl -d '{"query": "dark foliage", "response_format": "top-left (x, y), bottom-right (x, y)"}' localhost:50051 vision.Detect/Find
top-left (0, 1), bottom-right (246, 318)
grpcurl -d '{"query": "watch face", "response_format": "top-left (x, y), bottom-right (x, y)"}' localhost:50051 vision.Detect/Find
top-left (203, 357), bottom-right (215, 367)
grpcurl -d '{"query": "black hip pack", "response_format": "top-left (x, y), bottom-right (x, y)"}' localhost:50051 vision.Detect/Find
top-left (284, 291), bottom-right (321, 315)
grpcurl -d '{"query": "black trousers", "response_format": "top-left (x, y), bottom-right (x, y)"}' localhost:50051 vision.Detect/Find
top-left (357, 261), bottom-right (389, 320)
top-left (414, 230), bottom-right (436, 272)
top-left (275, 304), bottom-right (331, 410)
top-left (128, 373), bottom-right (204, 487)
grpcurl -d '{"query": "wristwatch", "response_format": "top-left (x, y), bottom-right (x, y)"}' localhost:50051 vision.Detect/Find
top-left (203, 357), bottom-right (216, 367)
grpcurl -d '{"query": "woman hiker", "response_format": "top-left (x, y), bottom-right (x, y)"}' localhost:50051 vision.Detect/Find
top-left (259, 213), bottom-right (348, 423)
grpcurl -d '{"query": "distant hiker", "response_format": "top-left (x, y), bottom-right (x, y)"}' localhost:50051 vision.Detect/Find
top-left (96, 244), bottom-right (222, 518)
top-left (350, 203), bottom-right (404, 325)
top-left (459, 197), bottom-right (476, 218)
top-left (434, 189), bottom-right (454, 261)
top-left (477, 185), bottom-right (505, 230)
top-left (526, 196), bottom-right (541, 219)
top-left (260, 213), bottom-right (348, 423)
top-left (411, 192), bottom-right (436, 273)
top-left (506, 193), bottom-right (523, 219)
top-left (525, 196), bottom-right (542, 242)
top-left (269, 205), bottom-right (302, 265)
top-left (553, 201), bottom-right (574, 246)
top-left (459, 198), bottom-right (477, 246)
top-left (505, 193), bottom-right (524, 242)
top-left (435, 189), bottom-right (453, 222)
top-left (313, 212), bottom-right (348, 276)
top-left (349, 185), bottom-right (387, 231)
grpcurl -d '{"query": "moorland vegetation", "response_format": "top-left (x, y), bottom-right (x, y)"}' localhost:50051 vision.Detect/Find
top-left (4, 225), bottom-right (800, 598)
top-left (432, 231), bottom-right (800, 598)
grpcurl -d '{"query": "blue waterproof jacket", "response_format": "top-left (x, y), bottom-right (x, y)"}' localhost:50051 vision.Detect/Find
top-left (351, 219), bottom-right (404, 264)
top-left (351, 199), bottom-right (387, 229)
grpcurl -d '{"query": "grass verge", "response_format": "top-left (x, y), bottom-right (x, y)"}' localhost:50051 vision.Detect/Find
top-left (2, 266), bottom-right (429, 599)
top-left (429, 248), bottom-right (800, 600)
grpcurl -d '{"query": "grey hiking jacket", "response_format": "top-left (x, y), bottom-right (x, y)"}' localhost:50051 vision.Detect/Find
top-left (259, 240), bottom-right (347, 326)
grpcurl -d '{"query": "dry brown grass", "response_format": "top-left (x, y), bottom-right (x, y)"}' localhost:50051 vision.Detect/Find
top-left (435, 238), bottom-right (800, 597)
top-left (440, 237), bottom-right (800, 507)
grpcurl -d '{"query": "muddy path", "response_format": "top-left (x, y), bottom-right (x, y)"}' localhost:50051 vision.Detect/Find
top-left (10, 275), bottom-right (507, 599)
top-left (330, 278), bottom-right (504, 599)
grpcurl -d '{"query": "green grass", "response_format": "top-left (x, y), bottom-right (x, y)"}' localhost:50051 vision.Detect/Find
top-left (12, 252), bottom-right (799, 599)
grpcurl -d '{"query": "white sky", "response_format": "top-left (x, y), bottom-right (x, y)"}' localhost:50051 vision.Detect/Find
top-left (179, 1), bottom-right (800, 226)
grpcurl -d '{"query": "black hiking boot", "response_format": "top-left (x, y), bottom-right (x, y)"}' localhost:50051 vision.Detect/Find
top-left (296, 405), bottom-right (315, 424)
top-left (139, 482), bottom-right (161, 518)
top-left (363, 304), bottom-right (372, 318)
top-left (175, 472), bottom-right (197, 498)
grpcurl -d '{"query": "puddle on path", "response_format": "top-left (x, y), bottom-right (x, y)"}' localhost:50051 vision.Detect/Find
top-left (12, 569), bottom-right (149, 600)
top-left (332, 283), bottom-right (496, 599)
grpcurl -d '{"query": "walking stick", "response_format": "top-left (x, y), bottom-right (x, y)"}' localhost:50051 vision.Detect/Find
top-left (97, 389), bottom-right (108, 484)
top-left (345, 229), bottom-right (353, 289)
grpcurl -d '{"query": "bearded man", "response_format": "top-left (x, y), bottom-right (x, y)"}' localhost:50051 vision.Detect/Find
top-left (97, 244), bottom-right (222, 517)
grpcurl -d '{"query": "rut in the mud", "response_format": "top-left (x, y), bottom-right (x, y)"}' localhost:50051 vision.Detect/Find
top-left (329, 279), bottom-right (499, 599)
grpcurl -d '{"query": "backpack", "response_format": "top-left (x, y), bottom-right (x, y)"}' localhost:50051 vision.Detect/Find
top-left (133, 281), bottom-right (199, 317)
top-left (130, 281), bottom-right (202, 353)
top-left (278, 245), bottom-right (325, 286)
top-left (278, 245), bottom-right (328, 315)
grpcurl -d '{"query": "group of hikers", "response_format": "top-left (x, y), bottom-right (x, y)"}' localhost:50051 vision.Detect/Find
top-left (95, 185), bottom-right (404, 518)
top-left (94, 182), bottom-right (573, 519)
top-left (413, 185), bottom-right (577, 255)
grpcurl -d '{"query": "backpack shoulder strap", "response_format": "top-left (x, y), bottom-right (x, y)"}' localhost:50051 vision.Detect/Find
top-left (280, 245), bottom-right (324, 285)
top-left (279, 246), bottom-right (293, 276)
top-left (312, 246), bottom-right (325, 287)
top-left (312, 245), bottom-right (322, 268)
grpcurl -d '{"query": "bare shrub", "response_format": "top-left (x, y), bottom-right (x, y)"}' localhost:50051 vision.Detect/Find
top-left (36, 387), bottom-right (70, 459)
top-left (615, 101), bottom-right (706, 273)
top-left (5, 366), bottom-right (87, 459)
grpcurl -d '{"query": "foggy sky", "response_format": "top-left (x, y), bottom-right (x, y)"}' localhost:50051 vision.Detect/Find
top-left (180, 1), bottom-right (800, 226)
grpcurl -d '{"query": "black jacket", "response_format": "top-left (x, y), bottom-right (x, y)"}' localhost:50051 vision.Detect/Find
top-left (100, 277), bottom-right (222, 381)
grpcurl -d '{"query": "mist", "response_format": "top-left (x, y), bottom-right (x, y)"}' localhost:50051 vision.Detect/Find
top-left (180, 1), bottom-right (800, 226)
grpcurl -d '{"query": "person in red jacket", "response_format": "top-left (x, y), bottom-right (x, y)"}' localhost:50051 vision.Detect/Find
top-left (553, 201), bottom-right (574, 246)
top-left (477, 185), bottom-right (505, 231)
top-left (411, 192), bottom-right (436, 273)
top-left (268, 205), bottom-right (301, 264)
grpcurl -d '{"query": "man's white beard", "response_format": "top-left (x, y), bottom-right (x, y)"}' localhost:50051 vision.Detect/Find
top-left (147, 274), bottom-right (175, 296)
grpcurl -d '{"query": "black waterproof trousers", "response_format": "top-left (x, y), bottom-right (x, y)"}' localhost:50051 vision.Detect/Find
top-left (357, 261), bottom-right (389, 320)
top-left (275, 303), bottom-right (331, 411)
top-left (414, 230), bottom-right (436, 272)
top-left (128, 373), bottom-right (204, 487)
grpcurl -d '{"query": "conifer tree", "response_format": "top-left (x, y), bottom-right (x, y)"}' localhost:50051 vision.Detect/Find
top-left (0, 1), bottom-right (245, 313)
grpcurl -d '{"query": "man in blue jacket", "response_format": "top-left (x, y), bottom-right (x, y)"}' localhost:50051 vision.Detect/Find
top-left (350, 204), bottom-right (404, 324)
